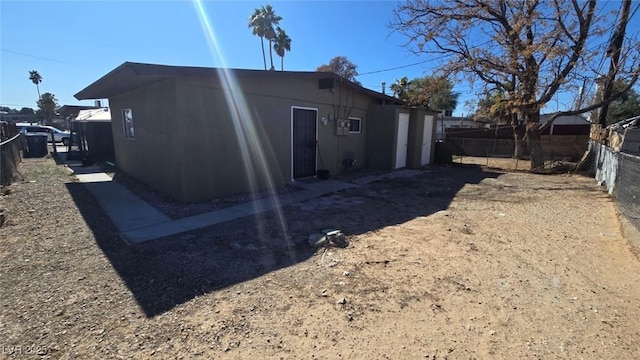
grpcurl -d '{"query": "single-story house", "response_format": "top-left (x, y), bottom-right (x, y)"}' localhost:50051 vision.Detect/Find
top-left (58, 104), bottom-right (103, 120)
top-left (436, 116), bottom-right (487, 140)
top-left (75, 62), bottom-right (435, 203)
top-left (540, 114), bottom-right (590, 135)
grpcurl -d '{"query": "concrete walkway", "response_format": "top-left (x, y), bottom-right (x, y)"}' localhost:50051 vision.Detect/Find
top-left (68, 163), bottom-right (358, 244)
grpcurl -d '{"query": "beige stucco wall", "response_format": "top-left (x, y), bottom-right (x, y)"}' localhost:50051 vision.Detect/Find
top-left (407, 108), bottom-right (425, 169)
top-left (109, 73), bottom-right (382, 202)
top-left (171, 75), bottom-right (375, 202)
top-left (109, 78), bottom-right (185, 200)
top-left (407, 109), bottom-right (438, 168)
top-left (366, 105), bottom-right (410, 171)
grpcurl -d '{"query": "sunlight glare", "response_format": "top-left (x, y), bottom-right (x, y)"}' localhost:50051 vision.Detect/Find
top-left (192, 0), bottom-right (295, 260)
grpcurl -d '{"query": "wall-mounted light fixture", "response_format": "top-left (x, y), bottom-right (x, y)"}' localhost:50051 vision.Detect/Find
top-left (321, 116), bottom-right (328, 125)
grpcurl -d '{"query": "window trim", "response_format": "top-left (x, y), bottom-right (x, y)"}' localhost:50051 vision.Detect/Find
top-left (122, 108), bottom-right (134, 139)
top-left (348, 117), bottom-right (362, 134)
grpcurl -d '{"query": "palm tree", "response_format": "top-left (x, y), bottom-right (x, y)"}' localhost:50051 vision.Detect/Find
top-left (29, 70), bottom-right (42, 100)
top-left (260, 5), bottom-right (282, 71)
top-left (273, 27), bottom-right (291, 71)
top-left (248, 8), bottom-right (267, 70)
top-left (390, 77), bottom-right (410, 100)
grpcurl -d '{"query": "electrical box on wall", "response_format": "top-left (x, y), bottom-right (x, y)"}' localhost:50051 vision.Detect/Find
top-left (335, 118), bottom-right (350, 136)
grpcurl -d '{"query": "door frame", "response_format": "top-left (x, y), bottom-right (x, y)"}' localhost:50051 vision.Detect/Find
top-left (395, 113), bottom-right (410, 169)
top-left (290, 106), bottom-right (319, 181)
top-left (421, 114), bottom-right (435, 165)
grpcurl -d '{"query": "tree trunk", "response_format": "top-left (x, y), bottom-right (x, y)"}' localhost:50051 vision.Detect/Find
top-left (260, 37), bottom-right (267, 70)
top-left (513, 123), bottom-right (525, 159)
top-left (526, 125), bottom-right (544, 170)
top-left (268, 40), bottom-right (275, 70)
top-left (512, 113), bottom-right (525, 159)
top-left (514, 110), bottom-right (545, 170)
top-left (523, 111), bottom-right (545, 170)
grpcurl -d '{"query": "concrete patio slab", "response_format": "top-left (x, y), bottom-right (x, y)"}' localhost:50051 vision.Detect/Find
top-left (121, 182), bottom-right (359, 244)
top-left (68, 164), bottom-right (172, 233)
top-left (82, 181), bottom-right (172, 233)
top-left (68, 163), bottom-right (360, 244)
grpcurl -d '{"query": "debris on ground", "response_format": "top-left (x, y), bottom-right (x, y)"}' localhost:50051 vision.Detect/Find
top-left (308, 229), bottom-right (350, 248)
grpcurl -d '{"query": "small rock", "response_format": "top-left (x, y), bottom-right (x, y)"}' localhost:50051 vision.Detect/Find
top-left (337, 297), bottom-right (347, 305)
top-left (489, 330), bottom-right (496, 336)
top-left (342, 271), bottom-right (350, 277)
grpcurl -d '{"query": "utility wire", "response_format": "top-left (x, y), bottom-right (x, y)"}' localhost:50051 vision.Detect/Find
top-left (1, 49), bottom-right (80, 66)
top-left (358, 59), bottom-right (432, 76)
top-left (358, 39), bottom-right (496, 77)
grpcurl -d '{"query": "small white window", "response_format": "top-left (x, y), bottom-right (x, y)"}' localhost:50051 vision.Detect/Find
top-left (122, 108), bottom-right (134, 139)
top-left (348, 117), bottom-right (361, 133)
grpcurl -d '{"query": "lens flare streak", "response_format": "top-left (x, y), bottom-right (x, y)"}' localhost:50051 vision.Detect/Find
top-left (192, 0), bottom-right (295, 259)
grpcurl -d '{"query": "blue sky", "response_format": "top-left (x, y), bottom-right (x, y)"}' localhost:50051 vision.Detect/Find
top-left (1, 1), bottom-right (637, 117)
top-left (1, 0), bottom-right (477, 115)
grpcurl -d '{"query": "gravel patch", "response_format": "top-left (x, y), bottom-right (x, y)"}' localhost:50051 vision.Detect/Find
top-left (111, 169), bottom-right (302, 220)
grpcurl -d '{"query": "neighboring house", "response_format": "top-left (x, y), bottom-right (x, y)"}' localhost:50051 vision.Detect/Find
top-left (72, 108), bottom-right (114, 162)
top-left (76, 108), bottom-right (111, 122)
top-left (540, 114), bottom-right (590, 135)
top-left (58, 104), bottom-right (103, 120)
top-left (0, 112), bottom-right (37, 124)
top-left (436, 116), bottom-right (487, 140)
top-left (75, 62), bottom-right (434, 203)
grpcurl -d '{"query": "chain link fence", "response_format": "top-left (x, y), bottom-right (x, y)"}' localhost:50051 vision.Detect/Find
top-left (445, 136), bottom-right (589, 171)
top-left (594, 141), bottom-right (640, 232)
top-left (617, 153), bottom-right (640, 231)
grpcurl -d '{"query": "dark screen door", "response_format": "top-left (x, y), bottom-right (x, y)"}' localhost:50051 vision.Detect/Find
top-left (292, 108), bottom-right (317, 179)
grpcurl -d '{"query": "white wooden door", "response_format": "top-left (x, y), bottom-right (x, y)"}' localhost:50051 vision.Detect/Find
top-left (395, 113), bottom-right (410, 169)
top-left (421, 114), bottom-right (435, 165)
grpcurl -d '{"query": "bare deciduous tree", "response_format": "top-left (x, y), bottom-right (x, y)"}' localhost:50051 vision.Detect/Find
top-left (392, 0), bottom-right (640, 168)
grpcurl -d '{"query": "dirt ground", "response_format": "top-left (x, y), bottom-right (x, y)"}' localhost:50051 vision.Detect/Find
top-left (1, 157), bottom-right (639, 359)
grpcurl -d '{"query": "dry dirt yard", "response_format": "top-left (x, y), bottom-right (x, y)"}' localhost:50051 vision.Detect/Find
top-left (1, 157), bottom-right (639, 359)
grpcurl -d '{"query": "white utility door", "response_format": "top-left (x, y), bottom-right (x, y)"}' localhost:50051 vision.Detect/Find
top-left (395, 113), bottom-right (410, 169)
top-left (421, 114), bottom-right (435, 165)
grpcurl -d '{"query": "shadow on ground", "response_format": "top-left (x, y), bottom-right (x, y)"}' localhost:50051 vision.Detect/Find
top-left (66, 164), bottom-right (499, 317)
